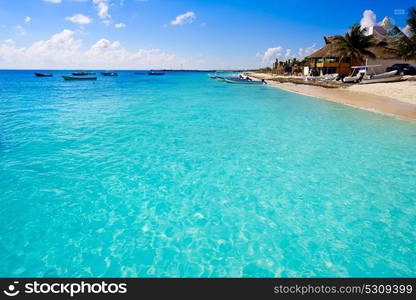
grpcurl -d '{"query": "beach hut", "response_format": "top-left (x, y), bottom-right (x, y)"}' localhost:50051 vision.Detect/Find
top-left (306, 36), bottom-right (354, 76)
top-left (307, 19), bottom-right (416, 76)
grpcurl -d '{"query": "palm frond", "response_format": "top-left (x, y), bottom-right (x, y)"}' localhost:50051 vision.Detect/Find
top-left (407, 7), bottom-right (416, 36)
top-left (331, 24), bottom-right (376, 63)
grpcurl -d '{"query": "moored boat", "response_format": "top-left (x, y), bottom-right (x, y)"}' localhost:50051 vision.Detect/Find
top-left (62, 75), bottom-right (97, 81)
top-left (306, 73), bottom-right (339, 81)
top-left (343, 74), bottom-right (364, 83)
top-left (148, 71), bottom-right (165, 76)
top-left (361, 70), bottom-right (402, 84)
top-left (101, 72), bottom-right (118, 76)
top-left (72, 72), bottom-right (96, 76)
top-left (343, 65), bottom-right (403, 84)
top-left (35, 72), bottom-right (53, 77)
top-left (209, 73), bottom-right (244, 82)
top-left (208, 73), bottom-right (227, 81)
top-left (224, 78), bottom-right (265, 85)
top-left (208, 73), bottom-right (221, 79)
top-left (323, 73), bottom-right (339, 80)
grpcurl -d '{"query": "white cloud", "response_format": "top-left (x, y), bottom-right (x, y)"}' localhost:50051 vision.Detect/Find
top-left (42, 0), bottom-right (62, 3)
top-left (0, 29), bottom-right (202, 69)
top-left (260, 46), bottom-right (282, 66)
top-left (360, 10), bottom-right (376, 29)
top-left (4, 39), bottom-right (15, 45)
top-left (297, 43), bottom-right (317, 58)
top-left (114, 22), bottom-right (126, 28)
top-left (284, 49), bottom-right (292, 59)
top-left (32, 29), bottom-right (82, 52)
top-left (259, 43), bottom-right (317, 66)
top-left (16, 25), bottom-right (27, 36)
top-left (24, 16), bottom-right (31, 23)
top-left (91, 38), bottom-right (120, 50)
top-left (66, 14), bottom-right (92, 25)
top-left (171, 11), bottom-right (196, 26)
top-left (93, 0), bottom-right (111, 19)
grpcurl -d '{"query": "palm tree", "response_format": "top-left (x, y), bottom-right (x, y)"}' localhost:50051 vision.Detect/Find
top-left (390, 7), bottom-right (416, 60)
top-left (332, 24), bottom-right (376, 65)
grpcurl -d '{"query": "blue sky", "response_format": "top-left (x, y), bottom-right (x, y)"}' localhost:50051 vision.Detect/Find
top-left (0, 0), bottom-right (413, 69)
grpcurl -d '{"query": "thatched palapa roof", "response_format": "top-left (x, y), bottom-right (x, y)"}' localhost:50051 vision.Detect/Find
top-left (307, 36), bottom-right (339, 58)
top-left (307, 36), bottom-right (399, 59)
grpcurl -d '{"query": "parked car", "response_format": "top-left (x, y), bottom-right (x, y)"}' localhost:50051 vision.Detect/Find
top-left (386, 63), bottom-right (416, 75)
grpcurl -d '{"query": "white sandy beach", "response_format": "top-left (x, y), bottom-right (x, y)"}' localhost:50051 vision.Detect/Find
top-left (247, 72), bottom-right (416, 121)
top-left (347, 80), bottom-right (416, 106)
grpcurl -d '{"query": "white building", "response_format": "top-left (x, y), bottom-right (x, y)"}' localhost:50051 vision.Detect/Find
top-left (365, 16), bottom-right (415, 73)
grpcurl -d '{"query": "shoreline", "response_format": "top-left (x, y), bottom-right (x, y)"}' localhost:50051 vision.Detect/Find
top-left (247, 72), bottom-right (416, 122)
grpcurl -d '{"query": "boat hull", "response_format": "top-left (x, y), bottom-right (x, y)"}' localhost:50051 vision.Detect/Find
top-left (224, 78), bottom-right (264, 85)
top-left (209, 74), bottom-right (226, 81)
top-left (72, 72), bottom-right (95, 76)
top-left (361, 76), bottom-right (403, 84)
top-left (35, 73), bottom-right (53, 77)
top-left (343, 76), bottom-right (361, 83)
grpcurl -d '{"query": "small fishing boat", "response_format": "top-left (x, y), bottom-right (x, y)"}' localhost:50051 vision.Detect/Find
top-left (209, 73), bottom-right (243, 82)
top-left (343, 74), bottom-right (364, 83)
top-left (208, 73), bottom-right (225, 80)
top-left (208, 73), bottom-right (221, 79)
top-left (343, 65), bottom-right (402, 84)
top-left (306, 73), bottom-right (338, 81)
top-left (72, 72), bottom-right (96, 76)
top-left (101, 72), bottom-right (118, 76)
top-left (224, 78), bottom-right (265, 85)
top-left (148, 71), bottom-right (165, 76)
top-left (62, 75), bottom-right (97, 81)
top-left (35, 72), bottom-right (53, 77)
top-left (343, 66), bottom-right (366, 83)
top-left (323, 73), bottom-right (339, 80)
top-left (361, 70), bottom-right (402, 84)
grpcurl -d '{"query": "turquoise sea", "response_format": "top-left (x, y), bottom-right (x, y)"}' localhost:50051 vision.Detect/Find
top-left (0, 70), bottom-right (415, 277)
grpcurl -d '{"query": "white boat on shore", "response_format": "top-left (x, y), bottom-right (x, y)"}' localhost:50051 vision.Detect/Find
top-left (343, 73), bottom-right (364, 83)
top-left (343, 65), bottom-right (403, 84)
top-left (361, 70), bottom-right (402, 84)
top-left (306, 73), bottom-right (338, 81)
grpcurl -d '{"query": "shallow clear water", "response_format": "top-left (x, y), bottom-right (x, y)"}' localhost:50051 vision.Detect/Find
top-left (0, 70), bottom-right (415, 277)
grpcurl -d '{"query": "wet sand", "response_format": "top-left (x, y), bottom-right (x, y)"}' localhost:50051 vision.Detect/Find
top-left (247, 73), bottom-right (416, 121)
